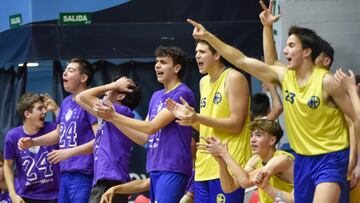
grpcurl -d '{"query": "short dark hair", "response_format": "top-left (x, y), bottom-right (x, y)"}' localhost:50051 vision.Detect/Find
top-left (288, 26), bottom-right (322, 62)
top-left (16, 93), bottom-right (44, 119)
top-left (250, 93), bottom-right (270, 120)
top-left (67, 58), bottom-right (94, 85)
top-left (121, 83), bottom-right (142, 110)
top-left (320, 39), bottom-right (334, 68)
top-left (155, 46), bottom-right (188, 78)
top-left (195, 39), bottom-right (227, 64)
top-left (249, 118), bottom-right (284, 145)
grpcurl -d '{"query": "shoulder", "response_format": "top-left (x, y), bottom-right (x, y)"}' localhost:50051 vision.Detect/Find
top-left (227, 69), bottom-right (248, 82)
top-left (5, 126), bottom-right (22, 140)
top-left (114, 103), bottom-right (134, 118)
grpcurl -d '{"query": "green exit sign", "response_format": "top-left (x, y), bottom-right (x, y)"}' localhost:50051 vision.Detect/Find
top-left (59, 12), bottom-right (91, 25)
top-left (9, 14), bottom-right (22, 28)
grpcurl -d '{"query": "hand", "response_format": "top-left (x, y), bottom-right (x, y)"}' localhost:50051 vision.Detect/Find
top-left (18, 137), bottom-right (34, 150)
top-left (42, 94), bottom-right (59, 113)
top-left (113, 77), bottom-right (135, 93)
top-left (93, 100), bottom-right (116, 121)
top-left (350, 164), bottom-right (360, 189)
top-left (197, 136), bottom-right (228, 158)
top-left (166, 97), bottom-right (197, 126)
top-left (48, 149), bottom-right (72, 164)
top-left (100, 187), bottom-right (116, 203)
top-left (10, 193), bottom-right (25, 203)
top-left (259, 0), bottom-right (280, 26)
top-left (253, 168), bottom-right (270, 188)
top-left (335, 68), bottom-right (357, 92)
top-left (187, 19), bottom-right (210, 40)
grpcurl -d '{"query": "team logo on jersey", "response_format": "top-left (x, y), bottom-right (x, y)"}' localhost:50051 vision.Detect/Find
top-left (213, 92), bottom-right (222, 104)
top-left (308, 96), bottom-right (320, 109)
top-left (216, 193), bottom-right (226, 203)
top-left (65, 109), bottom-right (73, 121)
top-left (157, 101), bottom-right (164, 113)
top-left (28, 146), bottom-right (40, 154)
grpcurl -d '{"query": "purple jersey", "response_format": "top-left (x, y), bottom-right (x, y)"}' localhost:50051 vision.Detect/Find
top-left (4, 122), bottom-right (59, 200)
top-left (56, 95), bottom-right (97, 174)
top-left (0, 191), bottom-right (11, 203)
top-left (93, 104), bottom-right (134, 186)
top-left (147, 83), bottom-right (195, 176)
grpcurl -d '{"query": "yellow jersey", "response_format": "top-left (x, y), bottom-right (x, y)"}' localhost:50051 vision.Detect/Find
top-left (256, 150), bottom-right (294, 203)
top-left (195, 68), bottom-right (252, 181)
top-left (282, 67), bottom-right (348, 155)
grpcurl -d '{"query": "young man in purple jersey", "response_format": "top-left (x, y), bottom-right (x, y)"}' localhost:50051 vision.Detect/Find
top-left (4, 93), bottom-right (60, 203)
top-left (18, 58), bottom-right (98, 203)
top-left (75, 76), bottom-right (141, 203)
top-left (93, 46), bottom-right (195, 203)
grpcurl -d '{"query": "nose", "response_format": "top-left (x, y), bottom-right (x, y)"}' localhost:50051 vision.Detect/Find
top-left (155, 62), bottom-right (160, 69)
top-left (195, 52), bottom-right (200, 60)
top-left (63, 69), bottom-right (67, 76)
top-left (283, 47), bottom-right (288, 56)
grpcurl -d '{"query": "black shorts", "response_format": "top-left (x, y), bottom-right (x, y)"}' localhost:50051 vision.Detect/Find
top-left (89, 180), bottom-right (129, 203)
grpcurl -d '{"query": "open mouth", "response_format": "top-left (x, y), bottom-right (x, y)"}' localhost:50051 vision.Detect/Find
top-left (156, 72), bottom-right (164, 76)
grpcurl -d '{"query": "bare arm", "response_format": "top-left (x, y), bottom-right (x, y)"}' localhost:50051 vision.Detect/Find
top-left (187, 19), bottom-right (285, 85)
top-left (95, 101), bottom-right (176, 135)
top-left (200, 137), bottom-right (257, 189)
top-left (259, 0), bottom-right (285, 67)
top-left (263, 83), bottom-right (283, 120)
top-left (4, 160), bottom-right (25, 203)
top-left (18, 126), bottom-right (60, 150)
top-left (324, 73), bottom-right (360, 186)
top-left (195, 71), bottom-right (250, 133)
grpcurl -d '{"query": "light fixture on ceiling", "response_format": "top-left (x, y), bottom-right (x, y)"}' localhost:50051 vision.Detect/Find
top-left (18, 62), bottom-right (39, 67)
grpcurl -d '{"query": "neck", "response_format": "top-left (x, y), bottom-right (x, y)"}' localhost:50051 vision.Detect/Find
top-left (71, 85), bottom-right (88, 98)
top-left (23, 121), bottom-right (40, 135)
top-left (259, 148), bottom-right (276, 164)
top-left (207, 63), bottom-right (226, 83)
top-left (295, 59), bottom-right (315, 81)
top-left (164, 78), bottom-right (181, 93)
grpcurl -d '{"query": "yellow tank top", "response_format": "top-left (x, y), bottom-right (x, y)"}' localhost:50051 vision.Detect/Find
top-left (256, 150), bottom-right (294, 203)
top-left (195, 68), bottom-right (252, 181)
top-left (282, 67), bottom-right (348, 155)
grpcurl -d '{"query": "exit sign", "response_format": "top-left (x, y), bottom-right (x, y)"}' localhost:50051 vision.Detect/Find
top-left (9, 14), bottom-right (22, 28)
top-left (59, 12), bottom-right (92, 25)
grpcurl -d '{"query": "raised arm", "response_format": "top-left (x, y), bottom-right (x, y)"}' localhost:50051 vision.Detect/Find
top-left (187, 19), bottom-right (285, 84)
top-left (76, 77), bottom-right (135, 116)
top-left (259, 0), bottom-right (285, 67)
top-left (263, 82), bottom-right (283, 120)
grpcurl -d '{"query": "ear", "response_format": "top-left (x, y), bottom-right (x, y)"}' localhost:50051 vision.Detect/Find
top-left (24, 110), bottom-right (31, 119)
top-left (174, 64), bottom-right (181, 74)
top-left (269, 136), bottom-right (277, 146)
top-left (323, 57), bottom-right (331, 67)
top-left (303, 48), bottom-right (312, 59)
top-left (116, 93), bottom-right (126, 103)
top-left (213, 52), bottom-right (221, 61)
top-left (80, 74), bottom-right (88, 84)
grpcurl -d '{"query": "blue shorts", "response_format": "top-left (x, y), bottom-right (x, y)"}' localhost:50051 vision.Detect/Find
top-left (294, 148), bottom-right (349, 203)
top-left (195, 179), bottom-right (244, 203)
top-left (150, 171), bottom-right (189, 203)
top-left (58, 171), bottom-right (93, 203)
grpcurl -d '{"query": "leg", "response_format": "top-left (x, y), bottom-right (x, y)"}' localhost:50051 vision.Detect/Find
top-left (58, 172), bottom-right (71, 203)
top-left (154, 172), bottom-right (188, 203)
top-left (66, 172), bottom-right (93, 203)
top-left (313, 182), bottom-right (340, 203)
top-left (194, 181), bottom-right (210, 203)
